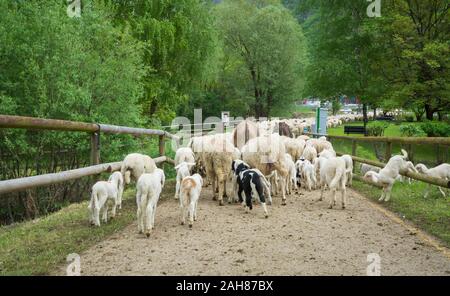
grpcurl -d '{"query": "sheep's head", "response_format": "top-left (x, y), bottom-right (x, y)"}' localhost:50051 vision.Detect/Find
top-left (415, 163), bottom-right (427, 174)
top-left (363, 171), bottom-right (379, 183)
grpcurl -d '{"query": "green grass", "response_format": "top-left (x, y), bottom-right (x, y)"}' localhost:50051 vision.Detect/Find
top-left (352, 179), bottom-right (450, 247)
top-left (0, 180), bottom-right (175, 275)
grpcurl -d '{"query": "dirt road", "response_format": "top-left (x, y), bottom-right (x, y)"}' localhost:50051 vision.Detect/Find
top-left (56, 185), bottom-right (450, 276)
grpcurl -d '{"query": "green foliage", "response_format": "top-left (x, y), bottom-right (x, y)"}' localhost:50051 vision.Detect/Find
top-left (420, 121), bottom-right (450, 137)
top-left (212, 0), bottom-right (307, 118)
top-left (331, 99), bottom-right (342, 116)
top-left (107, 0), bottom-right (220, 123)
top-left (366, 121), bottom-right (390, 137)
top-left (399, 124), bottom-right (425, 137)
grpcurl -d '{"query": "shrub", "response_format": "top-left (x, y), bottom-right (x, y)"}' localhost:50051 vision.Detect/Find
top-left (400, 124), bottom-right (425, 137)
top-left (420, 122), bottom-right (450, 137)
top-left (405, 115), bottom-right (415, 122)
top-left (367, 121), bottom-right (390, 137)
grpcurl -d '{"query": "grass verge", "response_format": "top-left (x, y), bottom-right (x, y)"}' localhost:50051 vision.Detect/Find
top-left (0, 180), bottom-right (175, 275)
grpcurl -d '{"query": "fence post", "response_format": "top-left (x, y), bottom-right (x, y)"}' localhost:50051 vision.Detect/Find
top-left (351, 140), bottom-right (357, 156)
top-left (385, 141), bottom-right (392, 162)
top-left (90, 132), bottom-right (100, 165)
top-left (159, 135), bottom-right (165, 157)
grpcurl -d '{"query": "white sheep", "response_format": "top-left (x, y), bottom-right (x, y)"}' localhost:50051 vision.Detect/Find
top-left (88, 173), bottom-right (122, 226)
top-left (296, 158), bottom-right (317, 191)
top-left (281, 136), bottom-right (305, 161)
top-left (120, 153), bottom-right (157, 185)
top-left (301, 145), bottom-right (317, 162)
top-left (108, 171), bottom-right (124, 209)
top-left (180, 174), bottom-right (203, 228)
top-left (242, 134), bottom-right (289, 205)
top-left (136, 168), bottom-right (165, 237)
top-left (319, 157), bottom-right (348, 209)
top-left (285, 153), bottom-right (297, 194)
top-left (174, 147), bottom-right (195, 172)
top-left (363, 150), bottom-right (417, 202)
top-left (415, 163), bottom-right (450, 198)
top-left (174, 161), bottom-right (196, 200)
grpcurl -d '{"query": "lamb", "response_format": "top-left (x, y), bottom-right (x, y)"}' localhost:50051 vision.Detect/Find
top-left (415, 163), bottom-right (450, 198)
top-left (108, 171), bottom-right (124, 210)
top-left (242, 133), bottom-right (289, 205)
top-left (120, 153), bottom-right (157, 185)
top-left (179, 174), bottom-right (203, 228)
top-left (231, 160), bottom-right (272, 205)
top-left (363, 150), bottom-right (417, 202)
top-left (237, 169), bottom-right (270, 218)
top-left (88, 173), bottom-right (122, 226)
top-left (281, 136), bottom-right (305, 161)
top-left (174, 162), bottom-right (196, 200)
top-left (136, 168), bottom-right (165, 237)
top-left (285, 153), bottom-right (297, 194)
top-left (296, 158), bottom-right (317, 191)
top-left (301, 145), bottom-right (317, 162)
top-left (319, 157), bottom-right (348, 209)
top-left (174, 147), bottom-right (196, 172)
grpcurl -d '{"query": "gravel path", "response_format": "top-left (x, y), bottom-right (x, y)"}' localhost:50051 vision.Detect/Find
top-left (55, 184), bottom-right (450, 276)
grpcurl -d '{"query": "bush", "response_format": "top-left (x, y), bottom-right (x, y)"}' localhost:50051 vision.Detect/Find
top-left (405, 115), bottom-right (415, 122)
top-left (400, 124), bottom-right (425, 137)
top-left (420, 121), bottom-right (450, 137)
top-left (367, 121), bottom-right (390, 137)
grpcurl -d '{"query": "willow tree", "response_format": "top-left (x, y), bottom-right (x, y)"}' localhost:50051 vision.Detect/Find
top-left (215, 0), bottom-right (307, 118)
top-left (105, 0), bottom-right (219, 123)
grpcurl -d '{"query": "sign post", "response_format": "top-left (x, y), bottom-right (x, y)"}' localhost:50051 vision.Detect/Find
top-left (315, 108), bottom-right (328, 135)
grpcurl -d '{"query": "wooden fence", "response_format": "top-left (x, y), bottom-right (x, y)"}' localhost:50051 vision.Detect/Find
top-left (0, 115), bottom-right (179, 195)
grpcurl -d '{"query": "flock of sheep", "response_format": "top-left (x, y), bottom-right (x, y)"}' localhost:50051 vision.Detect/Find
top-left (87, 114), bottom-right (450, 238)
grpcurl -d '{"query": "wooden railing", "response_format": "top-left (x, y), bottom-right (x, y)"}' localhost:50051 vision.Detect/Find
top-left (0, 115), bottom-right (179, 195)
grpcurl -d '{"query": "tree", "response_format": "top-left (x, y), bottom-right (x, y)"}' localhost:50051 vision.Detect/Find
top-left (104, 0), bottom-right (220, 123)
top-left (214, 0), bottom-right (307, 118)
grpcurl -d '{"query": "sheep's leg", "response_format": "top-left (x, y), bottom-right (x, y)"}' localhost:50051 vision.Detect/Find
top-left (145, 202), bottom-right (153, 238)
top-left (194, 199), bottom-right (198, 221)
top-left (378, 187), bottom-right (386, 202)
top-left (436, 186), bottom-right (446, 198)
top-left (175, 179), bottom-right (180, 200)
top-left (223, 179), bottom-right (228, 199)
top-left (328, 189), bottom-right (336, 209)
top-left (180, 204), bottom-right (185, 225)
top-left (341, 188), bottom-right (347, 209)
top-left (111, 201), bottom-right (117, 218)
top-left (212, 176), bottom-right (217, 201)
top-left (347, 172), bottom-right (353, 187)
top-left (384, 184), bottom-right (394, 202)
top-left (93, 206), bottom-right (100, 227)
top-left (280, 178), bottom-right (287, 205)
top-left (102, 204), bottom-right (108, 224)
top-left (188, 201), bottom-right (195, 228)
top-left (423, 184), bottom-right (431, 198)
top-left (152, 203), bottom-right (157, 230)
top-left (319, 184), bottom-right (324, 201)
top-left (137, 205), bottom-right (143, 233)
top-left (218, 174), bottom-right (225, 206)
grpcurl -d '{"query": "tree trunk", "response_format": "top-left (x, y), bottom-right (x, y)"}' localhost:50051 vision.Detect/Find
top-left (373, 107), bottom-right (376, 119)
top-left (425, 104), bottom-right (435, 120)
top-left (363, 103), bottom-right (368, 128)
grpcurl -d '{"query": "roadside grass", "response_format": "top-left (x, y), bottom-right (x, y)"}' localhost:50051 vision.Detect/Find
top-left (0, 180), bottom-right (175, 275)
top-left (352, 179), bottom-right (450, 247)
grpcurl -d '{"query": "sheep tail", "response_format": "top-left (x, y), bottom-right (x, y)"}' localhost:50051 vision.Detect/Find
top-left (330, 166), bottom-right (345, 189)
top-left (124, 170), bottom-right (131, 185)
top-left (89, 190), bottom-right (98, 211)
top-left (401, 149), bottom-right (408, 160)
top-left (181, 178), bottom-right (195, 207)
